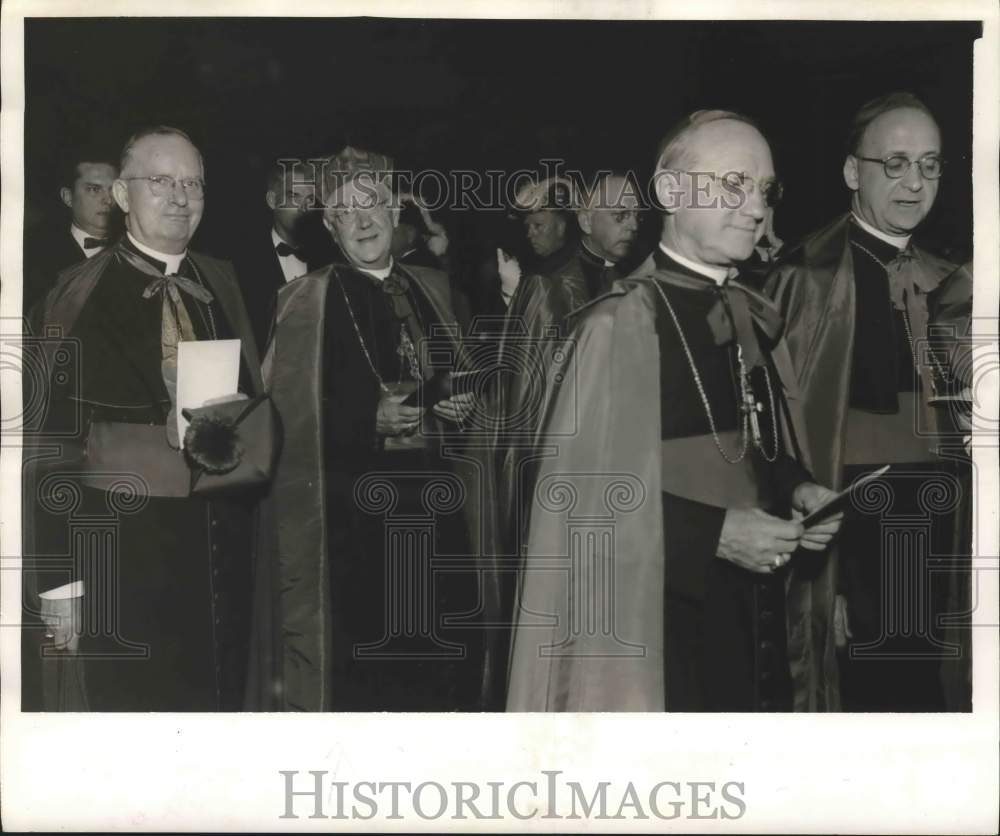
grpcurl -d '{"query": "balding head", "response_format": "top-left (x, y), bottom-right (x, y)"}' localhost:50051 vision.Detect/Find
top-left (577, 173), bottom-right (641, 262)
top-left (654, 113), bottom-right (776, 268)
top-left (112, 127), bottom-right (205, 254)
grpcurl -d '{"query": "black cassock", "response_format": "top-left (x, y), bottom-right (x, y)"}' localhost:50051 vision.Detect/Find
top-left (651, 250), bottom-right (811, 711)
top-left (262, 261), bottom-right (486, 711)
top-left (22, 239), bottom-right (260, 711)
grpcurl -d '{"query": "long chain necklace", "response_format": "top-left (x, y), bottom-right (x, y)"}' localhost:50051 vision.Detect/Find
top-left (335, 269), bottom-right (391, 394)
top-left (850, 242), bottom-right (949, 390)
top-left (652, 280), bottom-right (778, 464)
top-left (185, 259), bottom-right (218, 340)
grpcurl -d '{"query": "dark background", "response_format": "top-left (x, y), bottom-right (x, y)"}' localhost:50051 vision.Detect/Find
top-left (24, 18), bottom-right (980, 284)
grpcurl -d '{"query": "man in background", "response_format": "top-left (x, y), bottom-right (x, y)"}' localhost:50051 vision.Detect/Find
top-left (24, 152), bottom-right (119, 310)
top-left (234, 159), bottom-right (332, 351)
top-left (575, 171), bottom-right (642, 297)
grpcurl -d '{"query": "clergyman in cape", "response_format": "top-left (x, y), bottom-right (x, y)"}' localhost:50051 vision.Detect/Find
top-left (765, 92), bottom-right (974, 711)
top-left (253, 147), bottom-right (498, 711)
top-left (506, 110), bottom-right (844, 712)
top-left (22, 126), bottom-right (262, 712)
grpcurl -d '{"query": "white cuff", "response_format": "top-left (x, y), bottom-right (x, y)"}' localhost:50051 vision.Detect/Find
top-left (39, 580), bottom-right (84, 600)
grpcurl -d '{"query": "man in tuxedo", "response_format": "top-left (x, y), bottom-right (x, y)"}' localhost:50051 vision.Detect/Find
top-left (23, 126), bottom-right (262, 711)
top-left (507, 111), bottom-right (843, 712)
top-left (23, 153), bottom-right (119, 310)
top-left (235, 159), bottom-right (332, 351)
top-left (766, 92), bottom-right (973, 711)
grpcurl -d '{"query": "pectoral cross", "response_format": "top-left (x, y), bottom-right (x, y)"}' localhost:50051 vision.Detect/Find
top-left (737, 345), bottom-right (766, 452)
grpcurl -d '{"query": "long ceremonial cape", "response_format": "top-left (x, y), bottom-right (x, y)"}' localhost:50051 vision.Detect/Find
top-left (764, 214), bottom-right (972, 711)
top-left (505, 259), bottom-right (820, 711)
top-left (22, 243), bottom-right (262, 711)
top-left (252, 263), bottom-right (499, 711)
top-left (494, 259), bottom-right (591, 551)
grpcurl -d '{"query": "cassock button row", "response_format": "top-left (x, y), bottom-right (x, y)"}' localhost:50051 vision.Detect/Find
top-left (760, 610), bottom-right (774, 624)
top-left (759, 640), bottom-right (774, 653)
top-left (212, 567), bottom-right (220, 576)
top-left (759, 699), bottom-right (774, 711)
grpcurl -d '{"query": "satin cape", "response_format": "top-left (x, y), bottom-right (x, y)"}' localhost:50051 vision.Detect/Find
top-left (22, 243), bottom-right (263, 711)
top-left (251, 263), bottom-right (500, 711)
top-left (505, 258), bottom-right (816, 711)
top-left (765, 213), bottom-right (972, 710)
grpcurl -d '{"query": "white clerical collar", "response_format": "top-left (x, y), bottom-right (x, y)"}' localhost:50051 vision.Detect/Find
top-left (357, 257), bottom-right (394, 282)
top-left (658, 242), bottom-right (730, 285)
top-left (582, 240), bottom-right (615, 268)
top-left (851, 212), bottom-right (911, 250)
top-left (127, 232), bottom-right (187, 274)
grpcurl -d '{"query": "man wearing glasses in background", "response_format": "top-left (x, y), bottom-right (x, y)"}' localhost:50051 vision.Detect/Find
top-left (507, 110), bottom-right (842, 712)
top-left (766, 93), bottom-right (974, 711)
top-left (23, 126), bottom-right (263, 711)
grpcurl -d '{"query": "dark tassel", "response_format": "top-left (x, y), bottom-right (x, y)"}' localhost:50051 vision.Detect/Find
top-left (184, 414), bottom-right (243, 474)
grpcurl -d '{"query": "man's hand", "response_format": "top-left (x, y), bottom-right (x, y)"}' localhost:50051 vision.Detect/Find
top-left (717, 508), bottom-right (803, 574)
top-left (40, 596), bottom-right (82, 652)
top-left (497, 248), bottom-right (522, 299)
top-left (419, 207), bottom-right (449, 258)
top-left (432, 392), bottom-right (474, 425)
top-left (791, 482), bottom-right (844, 551)
top-left (376, 392), bottom-right (424, 437)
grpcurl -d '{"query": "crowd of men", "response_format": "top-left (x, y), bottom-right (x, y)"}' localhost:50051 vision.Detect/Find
top-left (21, 90), bottom-right (973, 713)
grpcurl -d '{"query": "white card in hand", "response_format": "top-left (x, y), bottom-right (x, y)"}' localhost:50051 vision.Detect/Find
top-left (177, 339), bottom-right (242, 444)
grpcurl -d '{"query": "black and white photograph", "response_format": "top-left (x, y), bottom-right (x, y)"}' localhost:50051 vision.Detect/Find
top-left (1, 0), bottom-right (997, 831)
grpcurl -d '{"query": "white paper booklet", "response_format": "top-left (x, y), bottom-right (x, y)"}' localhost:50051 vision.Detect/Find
top-left (176, 339), bottom-right (242, 443)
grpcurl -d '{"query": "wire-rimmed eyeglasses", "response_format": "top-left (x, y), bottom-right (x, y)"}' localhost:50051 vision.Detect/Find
top-left (121, 175), bottom-right (206, 199)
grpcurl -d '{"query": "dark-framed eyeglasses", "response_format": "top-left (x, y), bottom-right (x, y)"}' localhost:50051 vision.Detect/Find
top-left (853, 154), bottom-right (945, 180)
top-left (122, 175), bottom-right (206, 199)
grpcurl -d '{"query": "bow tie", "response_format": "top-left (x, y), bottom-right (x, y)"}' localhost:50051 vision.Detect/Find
top-left (656, 271), bottom-right (783, 369)
top-left (83, 236), bottom-right (111, 249)
top-left (275, 241), bottom-right (305, 259)
top-left (141, 273), bottom-right (215, 306)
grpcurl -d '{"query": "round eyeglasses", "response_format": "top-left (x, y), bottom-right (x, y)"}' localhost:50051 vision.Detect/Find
top-left (853, 154), bottom-right (945, 180)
